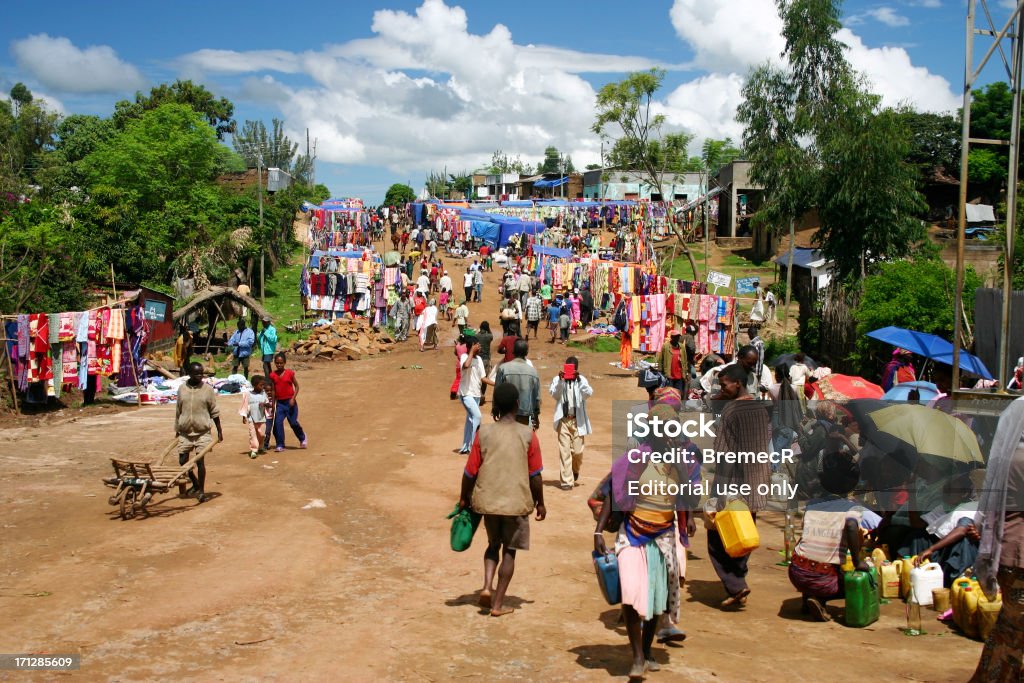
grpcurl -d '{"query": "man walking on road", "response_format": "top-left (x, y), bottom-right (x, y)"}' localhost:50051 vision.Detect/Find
top-left (496, 339), bottom-right (541, 429)
top-left (458, 382), bottom-right (546, 617)
top-left (525, 289), bottom-right (543, 340)
top-left (549, 356), bottom-right (593, 490)
top-left (175, 362), bottom-right (223, 503)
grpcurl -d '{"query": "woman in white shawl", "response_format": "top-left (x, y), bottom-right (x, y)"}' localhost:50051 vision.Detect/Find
top-left (970, 396), bottom-right (1024, 683)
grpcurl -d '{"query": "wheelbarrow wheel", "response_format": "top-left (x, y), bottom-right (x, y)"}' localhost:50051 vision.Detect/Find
top-left (119, 487), bottom-right (138, 520)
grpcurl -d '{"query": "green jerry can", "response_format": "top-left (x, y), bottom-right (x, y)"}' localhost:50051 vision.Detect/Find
top-left (845, 570), bottom-right (880, 627)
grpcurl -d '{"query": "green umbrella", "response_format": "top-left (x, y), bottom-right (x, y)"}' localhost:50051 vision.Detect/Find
top-left (856, 403), bottom-right (982, 466)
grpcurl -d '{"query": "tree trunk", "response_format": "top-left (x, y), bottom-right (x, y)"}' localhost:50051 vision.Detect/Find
top-left (667, 221), bottom-right (702, 280)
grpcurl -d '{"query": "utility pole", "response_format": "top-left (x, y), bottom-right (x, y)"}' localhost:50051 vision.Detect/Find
top-left (258, 153), bottom-right (265, 306)
top-left (782, 218), bottom-right (795, 335)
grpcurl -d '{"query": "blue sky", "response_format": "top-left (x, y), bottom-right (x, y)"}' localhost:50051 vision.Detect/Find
top-left (0, 0), bottom-right (1011, 204)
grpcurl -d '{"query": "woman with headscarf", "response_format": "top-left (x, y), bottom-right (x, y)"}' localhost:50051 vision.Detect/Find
top-left (594, 401), bottom-right (700, 681)
top-left (881, 348), bottom-right (916, 392)
top-left (969, 396), bottom-right (1024, 682)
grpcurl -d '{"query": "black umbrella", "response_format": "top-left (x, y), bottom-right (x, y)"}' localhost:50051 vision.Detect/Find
top-left (767, 353), bottom-right (819, 372)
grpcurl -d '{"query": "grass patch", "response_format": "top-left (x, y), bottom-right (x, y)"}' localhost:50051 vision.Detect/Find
top-left (568, 336), bottom-right (621, 353)
top-left (205, 249), bottom-right (308, 364)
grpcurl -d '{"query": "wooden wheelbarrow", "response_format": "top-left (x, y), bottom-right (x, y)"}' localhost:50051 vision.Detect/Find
top-left (102, 439), bottom-right (215, 520)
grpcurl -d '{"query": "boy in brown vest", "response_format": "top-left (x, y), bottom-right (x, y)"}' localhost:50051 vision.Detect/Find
top-left (459, 383), bottom-right (546, 616)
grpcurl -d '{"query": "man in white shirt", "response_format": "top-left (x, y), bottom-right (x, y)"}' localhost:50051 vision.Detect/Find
top-left (416, 270), bottom-right (430, 294)
top-left (456, 335), bottom-right (486, 453)
top-left (473, 267), bottom-right (484, 302)
top-left (549, 356), bottom-right (594, 489)
top-left (700, 345), bottom-right (773, 399)
top-left (517, 271), bottom-right (533, 310)
top-left (463, 270), bottom-right (475, 303)
top-left (417, 298), bottom-right (439, 351)
top-left (439, 270), bottom-right (453, 294)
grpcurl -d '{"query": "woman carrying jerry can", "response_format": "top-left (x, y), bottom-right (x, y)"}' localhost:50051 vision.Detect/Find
top-left (593, 398), bottom-right (701, 682)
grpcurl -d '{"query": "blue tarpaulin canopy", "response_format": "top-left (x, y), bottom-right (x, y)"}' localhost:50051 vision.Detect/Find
top-left (866, 326), bottom-right (994, 379)
top-left (533, 177), bottom-right (569, 189)
top-left (532, 245), bottom-right (572, 258)
top-left (497, 220), bottom-right (545, 247)
top-left (470, 220), bottom-right (500, 248)
top-left (500, 200), bottom-right (534, 207)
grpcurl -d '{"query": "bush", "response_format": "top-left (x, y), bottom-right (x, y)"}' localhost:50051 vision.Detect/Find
top-left (765, 334), bottom-right (801, 361)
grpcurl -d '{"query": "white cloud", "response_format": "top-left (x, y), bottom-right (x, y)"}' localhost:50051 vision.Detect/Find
top-left (668, 0), bottom-right (957, 113)
top-left (177, 0), bottom-right (642, 172)
top-left (168, 0), bottom-right (956, 183)
top-left (864, 7), bottom-right (911, 27)
top-left (179, 49), bottom-right (301, 76)
top-left (670, 0), bottom-right (785, 72)
top-left (10, 34), bottom-right (145, 94)
top-left (908, 0), bottom-right (941, 7)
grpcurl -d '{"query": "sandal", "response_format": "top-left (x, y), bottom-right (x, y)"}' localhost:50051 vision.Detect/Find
top-left (720, 587), bottom-right (751, 609)
top-left (806, 597), bottom-right (830, 622)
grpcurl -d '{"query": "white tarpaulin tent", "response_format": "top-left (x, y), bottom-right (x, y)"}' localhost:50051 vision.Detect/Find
top-left (965, 203), bottom-right (996, 223)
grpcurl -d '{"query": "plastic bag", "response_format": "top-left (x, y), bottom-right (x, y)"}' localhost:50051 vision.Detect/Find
top-left (446, 504), bottom-right (481, 552)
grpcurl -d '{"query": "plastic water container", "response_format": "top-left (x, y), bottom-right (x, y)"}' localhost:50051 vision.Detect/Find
top-left (897, 556), bottom-right (916, 600)
top-left (977, 593), bottom-right (1003, 641)
top-left (960, 587), bottom-right (980, 638)
top-left (844, 570), bottom-right (880, 627)
top-left (871, 547), bottom-right (887, 568)
top-left (715, 500), bottom-right (760, 558)
top-left (880, 562), bottom-right (901, 599)
top-left (952, 579), bottom-right (974, 629)
top-left (910, 562), bottom-right (944, 606)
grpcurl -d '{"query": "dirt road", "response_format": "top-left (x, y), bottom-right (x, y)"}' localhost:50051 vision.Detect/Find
top-left (0, 257), bottom-right (982, 682)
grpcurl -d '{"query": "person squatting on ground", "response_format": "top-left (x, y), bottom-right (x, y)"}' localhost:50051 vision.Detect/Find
top-left (458, 382), bottom-right (546, 617)
top-left (175, 362), bottom-right (224, 503)
top-left (549, 356), bottom-right (593, 490)
top-left (787, 453), bottom-right (880, 621)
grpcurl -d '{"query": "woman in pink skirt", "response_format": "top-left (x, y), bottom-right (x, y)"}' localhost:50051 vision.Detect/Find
top-left (593, 401), bottom-right (700, 681)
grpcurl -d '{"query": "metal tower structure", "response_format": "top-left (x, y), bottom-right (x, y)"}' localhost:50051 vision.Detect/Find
top-left (953, 0), bottom-right (1024, 394)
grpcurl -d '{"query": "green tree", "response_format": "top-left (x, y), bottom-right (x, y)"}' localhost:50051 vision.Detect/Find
top-left (83, 103), bottom-right (221, 213)
top-left (701, 138), bottom-right (744, 176)
top-left (9, 82), bottom-right (32, 116)
top-left (738, 0), bottom-right (926, 284)
top-left (0, 196), bottom-right (88, 313)
top-left (536, 147), bottom-right (577, 175)
top-left (487, 150), bottom-right (533, 175)
top-left (384, 183), bottom-right (416, 206)
top-left (852, 258), bottom-right (981, 374)
top-left (894, 109), bottom-right (961, 185)
top-left (114, 80), bottom-right (235, 140)
top-left (593, 68), bottom-right (700, 278)
top-left (0, 84), bottom-right (61, 192)
top-left (233, 119), bottom-right (298, 171)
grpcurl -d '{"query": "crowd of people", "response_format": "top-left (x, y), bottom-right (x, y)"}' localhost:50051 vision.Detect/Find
top-left (165, 214), bottom-right (1021, 682)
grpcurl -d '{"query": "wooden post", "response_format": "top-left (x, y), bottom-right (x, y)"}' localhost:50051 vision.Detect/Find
top-left (3, 337), bottom-right (19, 414)
top-left (782, 219), bottom-right (796, 336)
